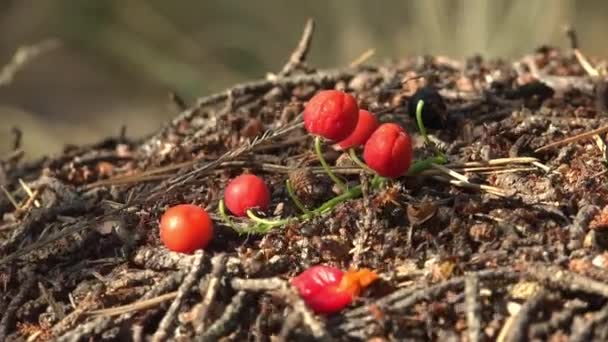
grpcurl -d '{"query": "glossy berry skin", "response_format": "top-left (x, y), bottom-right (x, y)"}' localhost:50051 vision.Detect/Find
top-left (291, 265), bottom-right (353, 314)
top-left (334, 109), bottom-right (379, 150)
top-left (407, 86), bottom-right (447, 129)
top-left (224, 174), bottom-right (271, 217)
top-left (159, 204), bottom-right (213, 253)
top-left (303, 90), bottom-right (359, 142)
top-left (363, 123), bottom-right (413, 178)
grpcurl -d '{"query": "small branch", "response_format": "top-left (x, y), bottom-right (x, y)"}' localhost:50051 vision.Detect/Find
top-left (38, 281), bottom-right (66, 320)
top-left (0, 269), bottom-right (35, 341)
top-left (87, 270), bottom-right (187, 317)
top-left (197, 291), bottom-right (251, 342)
top-left (535, 124), bottom-right (608, 154)
top-left (56, 316), bottom-right (112, 342)
top-left (564, 25), bottom-right (579, 49)
top-left (349, 48), bottom-right (376, 67)
top-left (334, 267), bottom-right (519, 338)
top-left (0, 38), bottom-right (61, 86)
top-left (278, 18), bottom-right (315, 77)
top-left (151, 252), bottom-right (206, 342)
top-left (11, 127), bottom-right (22, 150)
top-left (350, 172), bottom-right (372, 268)
top-left (522, 262), bottom-right (608, 297)
top-left (194, 253), bottom-right (227, 335)
top-left (465, 274), bottom-right (482, 342)
top-left (278, 311), bottom-right (303, 342)
top-left (503, 289), bottom-right (548, 342)
top-left (230, 277), bottom-right (330, 340)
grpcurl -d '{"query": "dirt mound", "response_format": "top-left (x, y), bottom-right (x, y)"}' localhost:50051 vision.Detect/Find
top-left (3, 23), bottom-right (608, 341)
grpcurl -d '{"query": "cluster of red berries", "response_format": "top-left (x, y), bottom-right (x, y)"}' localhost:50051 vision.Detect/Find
top-left (304, 89), bottom-right (413, 178)
top-left (157, 88), bottom-right (414, 314)
top-left (159, 173), bottom-right (271, 253)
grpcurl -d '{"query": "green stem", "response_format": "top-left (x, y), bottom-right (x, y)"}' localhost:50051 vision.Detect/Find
top-left (286, 179), bottom-right (311, 215)
top-left (218, 200), bottom-right (243, 233)
top-left (246, 210), bottom-right (290, 226)
top-left (223, 174), bottom-right (385, 235)
top-left (416, 99), bottom-right (429, 145)
top-left (416, 99), bottom-right (447, 159)
top-left (316, 175), bottom-right (384, 214)
top-left (348, 148), bottom-right (376, 174)
top-left (315, 136), bottom-right (347, 192)
top-left (407, 155), bottom-right (448, 175)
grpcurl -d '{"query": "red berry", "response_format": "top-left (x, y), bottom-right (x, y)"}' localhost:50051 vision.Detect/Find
top-left (224, 173), bottom-right (271, 217)
top-left (334, 109), bottom-right (379, 150)
top-left (363, 123), bottom-right (413, 178)
top-left (303, 90), bottom-right (359, 142)
top-left (159, 204), bottom-right (213, 253)
top-left (291, 265), bottom-right (353, 314)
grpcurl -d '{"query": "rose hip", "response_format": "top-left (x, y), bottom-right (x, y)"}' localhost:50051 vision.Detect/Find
top-left (224, 173), bottom-right (271, 217)
top-left (334, 109), bottom-right (379, 150)
top-left (363, 123), bottom-right (413, 178)
top-left (303, 90), bottom-right (359, 142)
top-left (159, 204), bottom-right (214, 253)
top-left (291, 265), bottom-right (379, 314)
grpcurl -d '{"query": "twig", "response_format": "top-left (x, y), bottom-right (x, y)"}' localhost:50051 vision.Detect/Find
top-left (349, 48), bottom-right (376, 67)
top-left (529, 299), bottom-right (587, 339)
top-left (445, 157), bottom-right (540, 168)
top-left (0, 269), bottom-right (35, 341)
top-left (278, 311), bottom-right (304, 342)
top-left (1, 185), bottom-right (20, 210)
top-left (59, 270), bottom-right (186, 341)
top-left (11, 127), bottom-right (22, 150)
top-left (87, 270), bottom-right (187, 318)
top-left (131, 246), bottom-right (202, 271)
top-left (38, 281), bottom-right (66, 320)
top-left (503, 289), bottom-right (548, 342)
top-left (522, 262), bottom-right (608, 297)
top-left (145, 67), bottom-right (356, 153)
top-left (145, 121), bottom-right (305, 202)
top-left (474, 213), bottom-right (527, 234)
top-left (535, 124), bottom-right (608, 153)
top-left (334, 267), bottom-right (520, 338)
top-left (431, 163), bottom-right (470, 182)
top-left (230, 277), bottom-right (330, 340)
top-left (564, 26), bottom-right (599, 78)
top-left (151, 251), bottom-right (206, 342)
top-left (51, 291), bottom-right (103, 338)
top-left (569, 302), bottom-right (608, 342)
top-left (0, 38), bottom-right (61, 86)
top-left (168, 91), bottom-right (187, 112)
top-left (19, 178), bottom-right (41, 208)
top-left (350, 172), bottom-right (373, 268)
top-left (197, 291), bottom-right (251, 342)
top-left (278, 18), bottom-right (315, 77)
top-left (88, 292), bottom-right (177, 317)
top-left (194, 253), bottom-right (227, 334)
top-left (432, 175), bottom-right (508, 197)
top-left (565, 25), bottom-right (579, 49)
top-left (56, 316), bottom-right (112, 342)
top-left (465, 274), bottom-right (481, 342)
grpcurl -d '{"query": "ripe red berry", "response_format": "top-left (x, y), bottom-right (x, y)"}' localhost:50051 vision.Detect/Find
top-left (291, 265), bottom-right (380, 314)
top-left (224, 173), bottom-right (271, 217)
top-left (363, 123), bottom-right (413, 178)
top-left (303, 90), bottom-right (359, 142)
top-left (291, 265), bottom-right (353, 314)
top-left (159, 204), bottom-right (213, 253)
top-left (334, 109), bottom-right (379, 150)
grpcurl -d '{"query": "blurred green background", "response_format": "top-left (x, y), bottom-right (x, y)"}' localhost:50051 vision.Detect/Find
top-left (0, 0), bottom-right (606, 159)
